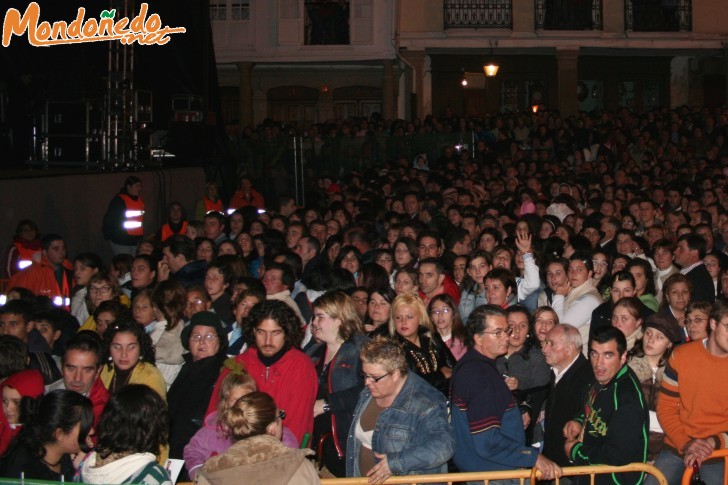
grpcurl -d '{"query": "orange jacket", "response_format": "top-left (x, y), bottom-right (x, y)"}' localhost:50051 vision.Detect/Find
top-left (6, 255), bottom-right (73, 305)
top-left (161, 221), bottom-right (188, 241)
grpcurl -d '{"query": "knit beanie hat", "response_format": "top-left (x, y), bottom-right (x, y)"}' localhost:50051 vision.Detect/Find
top-left (644, 314), bottom-right (682, 345)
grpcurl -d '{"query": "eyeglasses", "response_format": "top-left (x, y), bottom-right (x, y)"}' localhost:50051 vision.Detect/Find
top-left (277, 409), bottom-right (286, 421)
top-left (480, 327), bottom-right (513, 339)
top-left (430, 308), bottom-right (452, 316)
top-left (186, 298), bottom-right (205, 308)
top-left (190, 333), bottom-right (218, 342)
top-left (359, 371), bottom-right (391, 383)
top-left (89, 286), bottom-right (112, 294)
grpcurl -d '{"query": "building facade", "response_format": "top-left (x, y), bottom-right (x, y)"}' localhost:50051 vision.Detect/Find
top-left (211, 0), bottom-right (728, 125)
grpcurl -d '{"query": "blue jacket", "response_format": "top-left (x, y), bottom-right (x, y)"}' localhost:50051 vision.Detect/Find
top-left (451, 348), bottom-right (538, 472)
top-left (345, 372), bottom-right (453, 478)
top-left (306, 333), bottom-right (368, 458)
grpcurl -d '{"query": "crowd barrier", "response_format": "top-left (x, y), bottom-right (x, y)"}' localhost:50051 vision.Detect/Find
top-left (319, 463), bottom-right (668, 484)
top-left (0, 463), bottom-right (669, 485)
top-left (681, 449), bottom-right (728, 484)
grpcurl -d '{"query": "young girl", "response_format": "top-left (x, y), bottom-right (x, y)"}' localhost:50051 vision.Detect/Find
top-left (183, 371), bottom-right (297, 479)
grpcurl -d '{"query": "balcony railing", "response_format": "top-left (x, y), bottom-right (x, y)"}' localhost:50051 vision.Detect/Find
top-left (444, 0), bottom-right (513, 29)
top-left (625, 0), bottom-right (691, 31)
top-left (535, 0), bottom-right (602, 30)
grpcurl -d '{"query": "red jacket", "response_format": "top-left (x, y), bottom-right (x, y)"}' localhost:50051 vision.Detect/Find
top-left (88, 378), bottom-right (110, 428)
top-left (419, 274), bottom-right (461, 307)
top-left (207, 348), bottom-right (317, 444)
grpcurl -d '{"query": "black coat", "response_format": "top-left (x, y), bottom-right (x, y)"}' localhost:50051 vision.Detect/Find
top-left (0, 442), bottom-right (74, 481)
top-left (542, 353), bottom-right (594, 467)
top-left (167, 350), bottom-right (227, 476)
top-left (685, 263), bottom-right (715, 304)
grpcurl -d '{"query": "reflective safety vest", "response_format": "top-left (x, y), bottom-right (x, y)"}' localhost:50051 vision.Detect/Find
top-left (204, 197), bottom-right (224, 214)
top-left (161, 221), bottom-right (188, 241)
top-left (119, 194), bottom-right (145, 236)
top-left (13, 241), bottom-right (40, 271)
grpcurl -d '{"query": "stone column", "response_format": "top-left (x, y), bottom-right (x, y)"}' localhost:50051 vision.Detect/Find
top-left (556, 49), bottom-right (579, 117)
top-left (382, 59), bottom-right (396, 121)
top-left (400, 50), bottom-right (428, 119)
top-left (511, 0), bottom-right (536, 36)
top-left (237, 62), bottom-right (254, 127)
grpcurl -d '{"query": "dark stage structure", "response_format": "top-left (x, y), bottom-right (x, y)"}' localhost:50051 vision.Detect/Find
top-left (0, 0), bottom-right (224, 169)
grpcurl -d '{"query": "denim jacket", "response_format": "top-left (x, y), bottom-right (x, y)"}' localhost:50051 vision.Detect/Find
top-left (345, 372), bottom-right (454, 478)
top-left (306, 333), bottom-right (369, 457)
top-left (459, 287), bottom-right (486, 323)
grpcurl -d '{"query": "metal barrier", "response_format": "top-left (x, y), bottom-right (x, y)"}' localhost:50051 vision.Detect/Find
top-left (320, 463), bottom-right (668, 484)
top-left (681, 449), bottom-right (728, 485)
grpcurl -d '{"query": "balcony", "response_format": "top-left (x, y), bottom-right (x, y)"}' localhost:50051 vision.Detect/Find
top-left (625, 0), bottom-right (691, 32)
top-left (535, 0), bottom-right (602, 30)
top-left (444, 0), bottom-right (513, 29)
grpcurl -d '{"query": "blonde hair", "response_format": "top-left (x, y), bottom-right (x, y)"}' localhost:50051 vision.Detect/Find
top-left (313, 291), bottom-right (363, 341)
top-left (388, 292), bottom-right (433, 338)
top-left (217, 372), bottom-right (257, 417)
top-left (360, 336), bottom-right (407, 375)
top-left (221, 391), bottom-right (277, 441)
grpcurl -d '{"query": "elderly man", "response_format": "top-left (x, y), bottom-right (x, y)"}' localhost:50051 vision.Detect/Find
top-left (563, 326), bottom-right (648, 485)
top-left (451, 304), bottom-right (562, 482)
top-left (207, 300), bottom-right (316, 443)
top-left (646, 299), bottom-right (728, 485)
top-left (541, 324), bottom-right (594, 470)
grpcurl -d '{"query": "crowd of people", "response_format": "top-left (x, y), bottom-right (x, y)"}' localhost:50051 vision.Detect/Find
top-left (1, 105), bottom-right (728, 485)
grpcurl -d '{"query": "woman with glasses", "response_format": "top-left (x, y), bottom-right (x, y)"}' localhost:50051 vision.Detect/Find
top-left (78, 271), bottom-right (129, 334)
top-left (685, 301), bottom-right (712, 341)
top-left (195, 392), bottom-right (318, 485)
top-left (167, 311), bottom-right (229, 481)
top-left (346, 337), bottom-right (453, 482)
top-left (305, 292), bottom-right (368, 477)
top-left (389, 293), bottom-right (455, 396)
top-left (428, 294), bottom-right (467, 360)
top-left (591, 249), bottom-right (611, 298)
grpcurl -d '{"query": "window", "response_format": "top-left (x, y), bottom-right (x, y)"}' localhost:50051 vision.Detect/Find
top-left (305, 0), bottom-right (350, 45)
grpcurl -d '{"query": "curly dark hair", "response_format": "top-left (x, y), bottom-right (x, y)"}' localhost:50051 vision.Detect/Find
top-left (95, 384), bottom-right (168, 459)
top-left (102, 318), bottom-right (156, 370)
top-left (243, 300), bottom-right (303, 349)
top-left (12, 390), bottom-right (94, 460)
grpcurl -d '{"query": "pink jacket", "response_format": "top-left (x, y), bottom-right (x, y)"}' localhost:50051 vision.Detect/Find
top-left (184, 411), bottom-right (298, 479)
